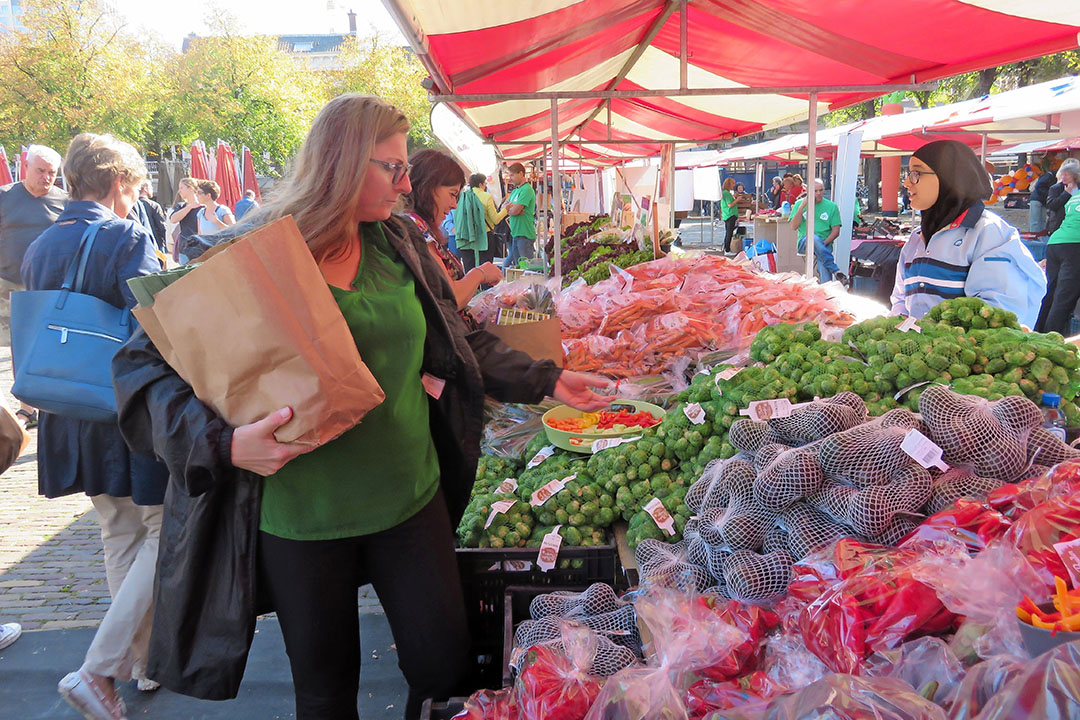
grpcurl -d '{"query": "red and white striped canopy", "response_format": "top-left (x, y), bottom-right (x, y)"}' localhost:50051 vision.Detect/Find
top-left (385, 0), bottom-right (1080, 165)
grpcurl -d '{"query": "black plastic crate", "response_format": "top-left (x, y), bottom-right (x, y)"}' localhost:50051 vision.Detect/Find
top-left (420, 697), bottom-right (466, 720)
top-left (457, 542), bottom-right (618, 689)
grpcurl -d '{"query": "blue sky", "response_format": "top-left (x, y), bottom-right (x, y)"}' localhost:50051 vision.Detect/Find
top-left (106, 0), bottom-right (405, 50)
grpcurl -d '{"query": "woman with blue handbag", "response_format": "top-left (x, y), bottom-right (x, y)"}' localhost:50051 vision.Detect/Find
top-left (21, 133), bottom-right (167, 720)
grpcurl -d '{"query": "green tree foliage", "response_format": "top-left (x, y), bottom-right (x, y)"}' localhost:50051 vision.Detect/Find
top-left (158, 10), bottom-right (326, 174)
top-left (323, 34), bottom-right (435, 149)
top-left (0, 0), bottom-right (160, 153)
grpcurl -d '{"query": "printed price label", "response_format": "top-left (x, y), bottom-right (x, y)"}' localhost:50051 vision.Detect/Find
top-left (898, 316), bottom-right (922, 333)
top-left (495, 477), bottom-right (518, 495)
top-left (591, 435), bottom-right (641, 454)
top-left (683, 402), bottom-right (706, 425)
top-left (740, 398), bottom-right (795, 421)
top-left (901, 429), bottom-right (949, 471)
top-left (527, 445), bottom-right (556, 469)
top-left (822, 326), bottom-right (845, 343)
top-left (644, 497), bottom-right (676, 536)
top-left (484, 499), bottom-right (516, 529)
top-left (716, 367), bottom-right (740, 381)
top-left (1054, 537), bottom-right (1080, 588)
top-left (530, 474), bottom-right (575, 507)
top-left (537, 526), bottom-right (564, 572)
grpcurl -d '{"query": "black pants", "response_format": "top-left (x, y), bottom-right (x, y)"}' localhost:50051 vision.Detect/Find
top-left (460, 236), bottom-right (497, 272)
top-left (1035, 242), bottom-right (1080, 335)
top-left (723, 215), bottom-right (738, 253)
top-left (258, 488), bottom-right (470, 720)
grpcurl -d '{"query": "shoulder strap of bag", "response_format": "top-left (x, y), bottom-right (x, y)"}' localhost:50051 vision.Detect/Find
top-left (61, 220), bottom-right (108, 294)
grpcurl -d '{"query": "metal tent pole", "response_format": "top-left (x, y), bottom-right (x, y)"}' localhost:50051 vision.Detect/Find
top-left (552, 99), bottom-right (562, 279)
top-left (806, 91), bottom-right (818, 280)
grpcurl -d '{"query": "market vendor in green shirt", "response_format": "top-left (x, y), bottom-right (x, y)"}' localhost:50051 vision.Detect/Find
top-left (504, 162), bottom-right (537, 268)
top-left (1035, 170), bottom-right (1080, 334)
top-left (790, 178), bottom-right (845, 284)
top-left (720, 177), bottom-right (739, 255)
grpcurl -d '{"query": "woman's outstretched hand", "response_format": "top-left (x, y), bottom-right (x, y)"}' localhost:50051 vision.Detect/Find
top-left (553, 371), bottom-right (614, 412)
top-left (231, 407), bottom-right (315, 476)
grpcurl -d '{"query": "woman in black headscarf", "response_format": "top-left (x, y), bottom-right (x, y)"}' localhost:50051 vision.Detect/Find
top-left (889, 140), bottom-right (1045, 328)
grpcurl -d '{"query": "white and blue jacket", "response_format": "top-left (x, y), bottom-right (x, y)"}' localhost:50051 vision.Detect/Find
top-left (890, 204), bottom-right (1046, 328)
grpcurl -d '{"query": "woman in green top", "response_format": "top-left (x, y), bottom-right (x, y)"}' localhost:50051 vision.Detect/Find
top-left (1035, 169), bottom-right (1080, 335)
top-left (112, 95), bottom-right (611, 720)
top-left (720, 177), bottom-right (739, 255)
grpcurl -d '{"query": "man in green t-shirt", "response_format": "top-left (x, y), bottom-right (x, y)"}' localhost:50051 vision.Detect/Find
top-left (504, 162), bottom-right (536, 267)
top-left (789, 179), bottom-right (844, 284)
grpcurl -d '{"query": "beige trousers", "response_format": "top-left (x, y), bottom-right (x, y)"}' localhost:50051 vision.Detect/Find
top-left (82, 495), bottom-right (163, 682)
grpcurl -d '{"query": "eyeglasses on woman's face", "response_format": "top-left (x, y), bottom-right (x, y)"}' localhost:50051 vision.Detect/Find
top-left (904, 169), bottom-right (937, 185)
top-left (369, 158), bottom-right (413, 184)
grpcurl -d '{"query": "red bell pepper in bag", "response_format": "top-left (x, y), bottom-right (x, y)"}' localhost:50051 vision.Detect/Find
top-left (1005, 490), bottom-right (1080, 589)
top-left (685, 671), bottom-right (785, 719)
top-left (453, 688), bottom-right (519, 720)
top-left (515, 625), bottom-right (605, 720)
top-left (900, 499), bottom-right (1012, 553)
top-left (797, 542), bottom-right (958, 675)
top-left (695, 597), bottom-right (781, 681)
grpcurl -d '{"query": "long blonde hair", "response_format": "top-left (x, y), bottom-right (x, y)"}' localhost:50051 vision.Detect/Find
top-left (260, 94), bottom-right (409, 260)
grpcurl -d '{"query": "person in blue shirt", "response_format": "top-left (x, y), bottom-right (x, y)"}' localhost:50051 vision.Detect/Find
top-left (890, 140), bottom-right (1046, 328)
top-left (233, 189), bottom-right (260, 220)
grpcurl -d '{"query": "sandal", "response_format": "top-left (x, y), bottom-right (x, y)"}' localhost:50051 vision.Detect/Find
top-left (15, 409), bottom-right (37, 430)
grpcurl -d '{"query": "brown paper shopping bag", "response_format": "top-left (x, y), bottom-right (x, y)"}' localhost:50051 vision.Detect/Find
top-left (134, 216), bottom-right (385, 446)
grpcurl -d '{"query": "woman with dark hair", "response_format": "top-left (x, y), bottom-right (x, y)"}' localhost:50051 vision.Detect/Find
top-left (890, 140), bottom-right (1045, 327)
top-left (111, 95), bottom-right (611, 720)
top-left (404, 150), bottom-right (501, 311)
top-left (769, 177), bottom-right (783, 209)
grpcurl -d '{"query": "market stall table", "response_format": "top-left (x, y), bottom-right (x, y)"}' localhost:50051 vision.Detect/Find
top-left (753, 214), bottom-right (802, 273)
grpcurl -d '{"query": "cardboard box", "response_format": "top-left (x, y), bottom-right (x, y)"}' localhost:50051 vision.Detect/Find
top-left (487, 316), bottom-right (564, 367)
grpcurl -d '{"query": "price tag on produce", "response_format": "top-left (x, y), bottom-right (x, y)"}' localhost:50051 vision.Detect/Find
top-left (537, 525), bottom-right (564, 572)
top-left (898, 316), bottom-right (922, 333)
top-left (716, 367), bottom-right (740, 382)
top-left (683, 403), bottom-right (706, 425)
top-left (484, 499), bottom-right (516, 529)
top-left (530, 474), bottom-right (576, 506)
top-left (495, 477), bottom-right (518, 495)
top-left (740, 398), bottom-right (794, 421)
top-left (822, 326), bottom-right (845, 343)
top-left (527, 445), bottom-right (556, 469)
top-left (1054, 537), bottom-right (1080, 588)
top-left (901, 429), bottom-right (949, 471)
top-left (644, 498), bottom-right (676, 536)
top-left (591, 435), bottom-right (641, 454)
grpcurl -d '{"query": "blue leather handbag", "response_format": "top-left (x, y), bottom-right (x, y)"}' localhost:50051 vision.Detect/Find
top-left (10, 220), bottom-right (133, 422)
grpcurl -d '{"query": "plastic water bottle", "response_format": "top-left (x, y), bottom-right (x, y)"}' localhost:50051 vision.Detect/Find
top-left (1041, 392), bottom-right (1068, 442)
top-left (780, 201), bottom-right (791, 216)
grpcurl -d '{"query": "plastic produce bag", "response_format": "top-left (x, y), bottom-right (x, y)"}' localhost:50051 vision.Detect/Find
top-left (452, 688), bottom-right (519, 720)
top-left (899, 499), bottom-right (1012, 554)
top-left (794, 539), bottom-right (959, 674)
top-left (514, 623), bottom-right (607, 720)
top-left (584, 586), bottom-right (746, 720)
top-left (938, 655), bottom-right (1025, 720)
top-left (987, 459), bottom-right (1080, 519)
top-left (965, 640), bottom-right (1080, 720)
top-left (685, 672), bottom-right (784, 719)
top-left (1003, 489), bottom-right (1080, 590)
top-left (864, 637), bottom-right (967, 707)
top-left (698, 598), bottom-right (781, 681)
top-left (909, 539), bottom-right (1046, 662)
top-left (480, 398), bottom-right (555, 460)
top-left (760, 632), bottom-right (829, 694)
top-left (707, 674), bottom-right (948, 720)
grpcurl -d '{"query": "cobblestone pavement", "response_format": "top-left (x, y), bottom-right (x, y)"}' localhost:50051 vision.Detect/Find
top-left (0, 350), bottom-right (382, 633)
